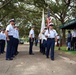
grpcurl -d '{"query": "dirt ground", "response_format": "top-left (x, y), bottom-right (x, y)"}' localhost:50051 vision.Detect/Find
top-left (0, 44), bottom-right (76, 75)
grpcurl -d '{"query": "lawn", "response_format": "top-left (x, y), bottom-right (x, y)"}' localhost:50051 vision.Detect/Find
top-left (55, 46), bottom-right (76, 55)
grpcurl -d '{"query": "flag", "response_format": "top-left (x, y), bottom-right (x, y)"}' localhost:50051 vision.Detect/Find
top-left (46, 9), bottom-right (52, 26)
top-left (40, 9), bottom-right (45, 32)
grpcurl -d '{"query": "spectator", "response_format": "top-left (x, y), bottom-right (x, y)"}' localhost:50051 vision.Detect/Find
top-left (67, 31), bottom-right (72, 50)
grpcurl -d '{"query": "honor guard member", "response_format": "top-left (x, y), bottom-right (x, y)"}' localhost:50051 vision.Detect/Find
top-left (29, 26), bottom-right (35, 55)
top-left (5, 19), bottom-right (15, 60)
top-left (42, 27), bottom-right (47, 55)
top-left (38, 32), bottom-right (43, 53)
top-left (38, 33), bottom-right (42, 53)
top-left (45, 23), bottom-right (57, 60)
top-left (0, 29), bottom-right (6, 53)
top-left (13, 26), bottom-right (19, 56)
top-left (38, 28), bottom-right (47, 54)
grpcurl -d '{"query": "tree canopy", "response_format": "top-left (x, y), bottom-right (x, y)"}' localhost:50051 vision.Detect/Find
top-left (0, 0), bottom-right (76, 38)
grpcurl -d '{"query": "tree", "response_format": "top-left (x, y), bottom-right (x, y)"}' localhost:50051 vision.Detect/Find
top-left (33, 0), bottom-right (75, 44)
top-left (0, 0), bottom-right (76, 40)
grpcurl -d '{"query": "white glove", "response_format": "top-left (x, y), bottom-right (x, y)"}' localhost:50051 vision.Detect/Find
top-left (48, 34), bottom-right (50, 37)
top-left (55, 42), bottom-right (57, 45)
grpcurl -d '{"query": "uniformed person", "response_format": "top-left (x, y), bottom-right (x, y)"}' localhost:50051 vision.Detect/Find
top-left (13, 26), bottom-right (19, 56)
top-left (5, 19), bottom-right (15, 60)
top-left (67, 31), bottom-right (72, 50)
top-left (0, 32), bottom-right (3, 54)
top-left (38, 32), bottom-right (43, 53)
top-left (38, 33), bottom-right (42, 53)
top-left (29, 26), bottom-right (35, 55)
top-left (38, 27), bottom-right (47, 55)
top-left (42, 27), bottom-right (47, 55)
top-left (45, 23), bottom-right (57, 60)
top-left (0, 29), bottom-right (6, 54)
top-left (72, 28), bottom-right (76, 50)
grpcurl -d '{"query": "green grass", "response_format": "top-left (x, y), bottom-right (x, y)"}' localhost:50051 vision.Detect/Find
top-left (55, 46), bottom-right (76, 55)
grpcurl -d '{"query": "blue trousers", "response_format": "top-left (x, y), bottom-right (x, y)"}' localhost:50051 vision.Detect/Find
top-left (39, 39), bottom-right (47, 54)
top-left (6, 36), bottom-right (13, 59)
top-left (0, 40), bottom-right (2, 54)
top-left (46, 38), bottom-right (55, 59)
top-left (13, 38), bottom-right (19, 55)
top-left (42, 40), bottom-right (47, 54)
top-left (29, 38), bottom-right (34, 54)
top-left (1, 40), bottom-right (5, 53)
top-left (39, 39), bottom-right (42, 53)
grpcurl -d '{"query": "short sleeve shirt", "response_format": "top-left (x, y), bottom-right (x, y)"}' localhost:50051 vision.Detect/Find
top-left (0, 33), bottom-right (3, 40)
top-left (13, 29), bottom-right (19, 39)
top-left (29, 29), bottom-right (35, 38)
top-left (0, 32), bottom-right (6, 40)
top-left (45, 29), bottom-right (57, 38)
top-left (6, 24), bottom-right (14, 36)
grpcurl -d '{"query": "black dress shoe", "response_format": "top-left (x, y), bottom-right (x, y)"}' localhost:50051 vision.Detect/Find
top-left (51, 58), bottom-right (54, 61)
top-left (46, 56), bottom-right (49, 58)
top-left (6, 58), bottom-right (13, 60)
top-left (12, 55), bottom-right (15, 58)
top-left (29, 53), bottom-right (34, 55)
top-left (43, 53), bottom-right (45, 55)
top-left (15, 52), bottom-right (19, 55)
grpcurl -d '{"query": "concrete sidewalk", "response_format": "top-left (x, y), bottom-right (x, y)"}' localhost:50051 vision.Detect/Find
top-left (0, 44), bottom-right (76, 75)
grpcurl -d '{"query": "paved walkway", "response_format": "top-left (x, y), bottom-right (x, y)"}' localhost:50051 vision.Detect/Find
top-left (0, 44), bottom-right (76, 75)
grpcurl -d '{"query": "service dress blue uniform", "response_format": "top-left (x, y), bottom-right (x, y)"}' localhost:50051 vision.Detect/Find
top-left (45, 27), bottom-right (57, 60)
top-left (29, 28), bottom-right (35, 55)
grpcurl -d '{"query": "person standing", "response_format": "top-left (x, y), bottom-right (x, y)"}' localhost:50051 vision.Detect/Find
top-left (29, 26), bottom-right (35, 55)
top-left (67, 31), bottom-right (72, 50)
top-left (45, 23), bottom-right (57, 60)
top-left (38, 27), bottom-right (47, 55)
top-left (0, 32), bottom-right (3, 54)
top-left (42, 27), bottom-right (47, 55)
top-left (38, 32), bottom-right (42, 53)
top-left (0, 29), bottom-right (6, 53)
top-left (72, 28), bottom-right (76, 50)
top-left (13, 26), bottom-right (19, 56)
top-left (5, 19), bottom-right (15, 60)
top-left (38, 32), bottom-right (43, 53)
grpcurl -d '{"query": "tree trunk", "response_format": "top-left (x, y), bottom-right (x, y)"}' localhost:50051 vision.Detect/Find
top-left (62, 29), bottom-right (66, 45)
